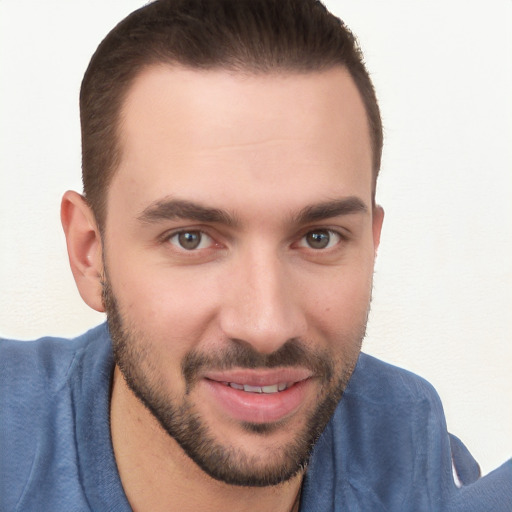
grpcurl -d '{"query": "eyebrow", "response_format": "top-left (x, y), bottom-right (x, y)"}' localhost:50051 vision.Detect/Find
top-left (294, 196), bottom-right (368, 224)
top-left (137, 196), bottom-right (367, 227)
top-left (137, 198), bottom-right (238, 226)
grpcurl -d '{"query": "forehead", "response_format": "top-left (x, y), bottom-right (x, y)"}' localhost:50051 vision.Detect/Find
top-left (110, 65), bottom-right (373, 220)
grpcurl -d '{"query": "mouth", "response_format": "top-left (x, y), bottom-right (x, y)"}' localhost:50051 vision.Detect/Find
top-left (219, 381), bottom-right (294, 393)
top-left (201, 369), bottom-right (314, 425)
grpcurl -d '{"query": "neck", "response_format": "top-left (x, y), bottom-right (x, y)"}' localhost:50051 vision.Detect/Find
top-left (110, 366), bottom-right (303, 512)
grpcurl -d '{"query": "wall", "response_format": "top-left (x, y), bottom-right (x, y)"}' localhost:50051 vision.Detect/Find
top-left (0, 0), bottom-right (510, 475)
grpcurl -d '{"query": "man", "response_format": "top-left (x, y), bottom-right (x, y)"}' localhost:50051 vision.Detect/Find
top-left (1, 0), bottom-right (510, 511)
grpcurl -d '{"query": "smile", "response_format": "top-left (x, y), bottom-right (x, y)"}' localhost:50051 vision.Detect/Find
top-left (221, 382), bottom-right (293, 393)
top-left (201, 370), bottom-right (313, 424)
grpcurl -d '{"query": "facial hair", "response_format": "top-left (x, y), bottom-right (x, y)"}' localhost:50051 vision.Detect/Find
top-left (103, 275), bottom-right (366, 487)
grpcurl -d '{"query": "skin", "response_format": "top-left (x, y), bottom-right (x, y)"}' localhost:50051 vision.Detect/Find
top-left (62, 65), bottom-right (384, 512)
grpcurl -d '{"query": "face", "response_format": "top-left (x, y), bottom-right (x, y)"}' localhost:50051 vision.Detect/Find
top-left (101, 66), bottom-right (383, 486)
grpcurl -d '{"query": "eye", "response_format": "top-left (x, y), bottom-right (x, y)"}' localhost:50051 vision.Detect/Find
top-left (168, 230), bottom-right (214, 250)
top-left (299, 229), bottom-right (341, 250)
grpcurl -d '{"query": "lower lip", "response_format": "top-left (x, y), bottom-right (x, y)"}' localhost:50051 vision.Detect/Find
top-left (202, 378), bottom-right (311, 424)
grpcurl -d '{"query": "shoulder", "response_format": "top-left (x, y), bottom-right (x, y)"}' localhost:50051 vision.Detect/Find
top-left (0, 324), bottom-right (112, 511)
top-left (346, 352), bottom-right (442, 406)
top-left (337, 353), bottom-right (449, 469)
top-left (0, 323), bottom-right (110, 392)
top-left (305, 354), bottom-right (512, 511)
top-left (302, 353), bottom-right (453, 511)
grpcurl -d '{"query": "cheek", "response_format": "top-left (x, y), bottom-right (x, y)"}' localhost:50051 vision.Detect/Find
top-left (107, 257), bottom-right (222, 348)
top-left (302, 264), bottom-right (373, 336)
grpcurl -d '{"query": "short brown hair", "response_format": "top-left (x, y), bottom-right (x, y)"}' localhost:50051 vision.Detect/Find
top-left (80, 0), bottom-right (382, 227)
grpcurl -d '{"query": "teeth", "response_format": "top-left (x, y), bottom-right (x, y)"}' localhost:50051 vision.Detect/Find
top-left (227, 382), bottom-right (290, 393)
top-left (243, 384), bottom-right (263, 393)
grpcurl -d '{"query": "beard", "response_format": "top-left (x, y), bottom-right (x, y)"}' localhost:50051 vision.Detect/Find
top-left (103, 276), bottom-right (366, 487)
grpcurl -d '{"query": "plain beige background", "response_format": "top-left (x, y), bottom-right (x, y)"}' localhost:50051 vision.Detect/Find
top-left (1, 0), bottom-right (511, 475)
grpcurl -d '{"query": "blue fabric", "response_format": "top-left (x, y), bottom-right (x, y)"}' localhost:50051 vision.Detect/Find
top-left (1, 324), bottom-right (511, 511)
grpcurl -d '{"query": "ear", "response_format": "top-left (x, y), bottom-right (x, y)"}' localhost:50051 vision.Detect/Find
top-left (61, 191), bottom-right (105, 312)
top-left (372, 204), bottom-right (384, 256)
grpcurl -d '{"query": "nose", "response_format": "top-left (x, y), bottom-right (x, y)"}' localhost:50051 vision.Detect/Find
top-left (218, 246), bottom-right (307, 355)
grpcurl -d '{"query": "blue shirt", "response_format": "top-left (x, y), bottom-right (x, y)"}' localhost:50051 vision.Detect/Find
top-left (1, 324), bottom-right (511, 511)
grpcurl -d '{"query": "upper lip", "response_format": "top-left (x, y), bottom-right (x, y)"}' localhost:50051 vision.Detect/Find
top-left (203, 368), bottom-right (313, 387)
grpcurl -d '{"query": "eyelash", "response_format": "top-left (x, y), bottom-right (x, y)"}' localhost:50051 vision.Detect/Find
top-left (162, 227), bottom-right (347, 252)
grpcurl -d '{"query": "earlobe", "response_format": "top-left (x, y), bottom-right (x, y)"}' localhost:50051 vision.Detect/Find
top-left (372, 205), bottom-right (384, 255)
top-left (61, 190), bottom-right (105, 312)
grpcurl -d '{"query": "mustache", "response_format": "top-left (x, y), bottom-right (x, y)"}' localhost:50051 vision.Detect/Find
top-left (181, 337), bottom-right (334, 387)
